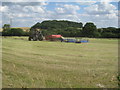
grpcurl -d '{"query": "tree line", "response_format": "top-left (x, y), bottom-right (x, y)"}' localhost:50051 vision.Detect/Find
top-left (2, 20), bottom-right (120, 38)
top-left (2, 24), bottom-right (29, 36)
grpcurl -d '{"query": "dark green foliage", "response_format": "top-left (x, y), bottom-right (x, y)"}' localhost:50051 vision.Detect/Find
top-left (2, 20), bottom-right (120, 38)
top-left (32, 20), bottom-right (83, 29)
top-left (101, 32), bottom-right (117, 38)
top-left (2, 28), bottom-right (24, 36)
top-left (31, 20), bottom-right (120, 38)
top-left (31, 20), bottom-right (83, 37)
top-left (100, 27), bottom-right (120, 38)
top-left (23, 31), bottom-right (29, 36)
top-left (2, 24), bottom-right (11, 31)
top-left (10, 28), bottom-right (24, 36)
top-left (31, 22), bottom-right (41, 29)
top-left (93, 31), bottom-right (101, 38)
top-left (2, 24), bottom-right (11, 36)
top-left (82, 22), bottom-right (98, 38)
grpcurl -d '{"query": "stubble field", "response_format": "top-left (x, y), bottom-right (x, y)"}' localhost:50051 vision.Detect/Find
top-left (2, 37), bottom-right (118, 88)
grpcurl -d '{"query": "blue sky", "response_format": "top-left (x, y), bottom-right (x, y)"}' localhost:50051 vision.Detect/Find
top-left (0, 1), bottom-right (119, 28)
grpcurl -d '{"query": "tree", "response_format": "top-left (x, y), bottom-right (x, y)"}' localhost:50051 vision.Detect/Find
top-left (2, 24), bottom-right (11, 31)
top-left (10, 28), bottom-right (24, 36)
top-left (82, 22), bottom-right (98, 38)
top-left (101, 27), bottom-right (119, 38)
top-left (2, 24), bottom-right (11, 36)
top-left (31, 20), bottom-right (83, 30)
top-left (101, 32), bottom-right (117, 38)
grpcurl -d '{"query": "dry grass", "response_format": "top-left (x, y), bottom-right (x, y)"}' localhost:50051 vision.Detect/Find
top-left (2, 37), bottom-right (118, 88)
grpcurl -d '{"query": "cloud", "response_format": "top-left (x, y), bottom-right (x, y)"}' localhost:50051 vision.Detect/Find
top-left (1, 2), bottom-right (52, 27)
top-left (40, 2), bottom-right (48, 6)
top-left (77, 1), bottom-right (97, 5)
top-left (72, 1), bottom-right (118, 28)
top-left (55, 4), bottom-right (80, 14)
top-left (84, 2), bottom-right (117, 15)
top-left (2, 0), bottom-right (119, 2)
top-left (77, 13), bottom-right (118, 27)
top-left (2, 0), bottom-right (48, 2)
top-left (53, 4), bottom-right (81, 22)
top-left (1, 2), bottom-right (49, 14)
top-left (79, 3), bottom-right (117, 27)
top-left (23, 6), bottom-right (45, 13)
top-left (1, 2), bottom-right (118, 28)
top-left (16, 13), bottom-right (31, 18)
top-left (0, 6), bottom-right (9, 12)
top-left (82, 2), bottom-right (118, 27)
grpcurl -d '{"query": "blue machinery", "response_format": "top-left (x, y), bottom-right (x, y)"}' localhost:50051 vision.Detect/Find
top-left (62, 38), bottom-right (89, 43)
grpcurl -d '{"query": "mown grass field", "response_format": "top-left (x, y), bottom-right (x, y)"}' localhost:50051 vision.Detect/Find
top-left (2, 37), bottom-right (118, 88)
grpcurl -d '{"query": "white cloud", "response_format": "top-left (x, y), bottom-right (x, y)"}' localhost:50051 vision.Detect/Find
top-left (23, 6), bottom-right (45, 13)
top-left (55, 7), bottom-right (65, 13)
top-left (50, 14), bottom-right (80, 22)
top-left (77, 1), bottom-right (97, 5)
top-left (77, 13), bottom-right (118, 27)
top-left (84, 2), bottom-right (117, 15)
top-left (16, 13), bottom-right (31, 17)
top-left (0, 6), bottom-right (9, 12)
top-left (2, 0), bottom-right (48, 2)
top-left (54, 4), bottom-right (81, 22)
top-left (55, 4), bottom-right (80, 14)
top-left (82, 2), bottom-right (118, 27)
top-left (1, 2), bottom-right (118, 28)
top-left (40, 2), bottom-right (48, 6)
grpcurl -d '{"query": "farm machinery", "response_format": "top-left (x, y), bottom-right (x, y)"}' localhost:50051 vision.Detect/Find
top-left (61, 38), bottom-right (89, 43)
top-left (28, 28), bottom-right (89, 43)
top-left (28, 28), bottom-right (44, 41)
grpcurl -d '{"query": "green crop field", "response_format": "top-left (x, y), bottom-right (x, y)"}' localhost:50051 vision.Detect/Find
top-left (2, 37), bottom-right (118, 88)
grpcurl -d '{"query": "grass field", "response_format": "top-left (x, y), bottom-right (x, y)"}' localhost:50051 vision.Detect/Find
top-left (2, 37), bottom-right (118, 88)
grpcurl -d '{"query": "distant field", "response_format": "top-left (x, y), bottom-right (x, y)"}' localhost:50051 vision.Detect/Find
top-left (15, 27), bottom-right (30, 32)
top-left (2, 37), bottom-right (118, 88)
top-left (0, 28), bottom-right (2, 32)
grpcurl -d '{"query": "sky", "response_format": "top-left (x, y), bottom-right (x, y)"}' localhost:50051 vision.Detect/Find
top-left (0, 0), bottom-right (119, 28)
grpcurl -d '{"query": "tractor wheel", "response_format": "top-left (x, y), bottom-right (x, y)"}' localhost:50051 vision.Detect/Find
top-left (38, 37), bottom-right (43, 41)
top-left (28, 37), bottom-right (31, 41)
top-left (33, 37), bottom-right (37, 41)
